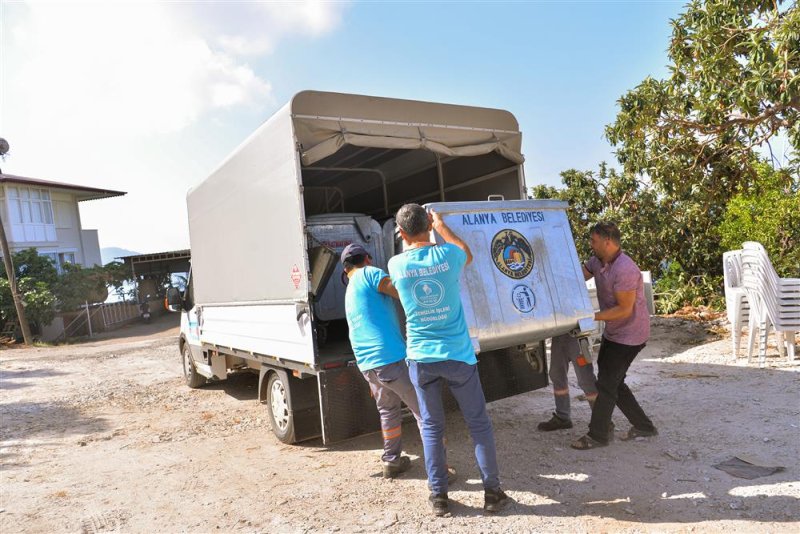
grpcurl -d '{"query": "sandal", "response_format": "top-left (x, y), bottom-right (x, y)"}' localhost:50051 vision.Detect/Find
top-left (570, 434), bottom-right (607, 450)
top-left (620, 427), bottom-right (659, 441)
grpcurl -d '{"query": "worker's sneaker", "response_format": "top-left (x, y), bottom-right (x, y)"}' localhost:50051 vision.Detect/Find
top-left (484, 487), bottom-right (510, 513)
top-left (382, 456), bottom-right (411, 479)
top-left (537, 413), bottom-right (573, 431)
top-left (429, 492), bottom-right (449, 517)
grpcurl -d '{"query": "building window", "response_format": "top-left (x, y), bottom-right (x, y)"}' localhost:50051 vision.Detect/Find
top-left (38, 251), bottom-right (78, 274)
top-left (39, 252), bottom-right (58, 268)
top-left (60, 252), bottom-right (76, 266)
top-left (8, 187), bottom-right (54, 225)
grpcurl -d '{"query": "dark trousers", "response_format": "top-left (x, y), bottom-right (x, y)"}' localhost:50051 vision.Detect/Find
top-left (588, 338), bottom-right (655, 444)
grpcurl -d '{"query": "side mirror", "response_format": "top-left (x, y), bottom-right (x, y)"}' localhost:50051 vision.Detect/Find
top-left (166, 287), bottom-right (183, 312)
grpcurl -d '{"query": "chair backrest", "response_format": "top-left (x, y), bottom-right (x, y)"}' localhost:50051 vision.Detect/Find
top-left (740, 252), bottom-right (770, 322)
top-left (741, 247), bottom-right (800, 328)
top-left (722, 250), bottom-right (749, 324)
top-left (723, 250), bottom-right (743, 290)
top-left (742, 242), bottom-right (782, 285)
top-left (642, 271), bottom-right (655, 316)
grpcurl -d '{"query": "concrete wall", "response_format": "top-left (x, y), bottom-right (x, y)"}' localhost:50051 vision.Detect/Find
top-left (81, 230), bottom-right (102, 267)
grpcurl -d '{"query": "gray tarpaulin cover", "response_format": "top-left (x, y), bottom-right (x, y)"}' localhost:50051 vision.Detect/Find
top-left (291, 91), bottom-right (524, 166)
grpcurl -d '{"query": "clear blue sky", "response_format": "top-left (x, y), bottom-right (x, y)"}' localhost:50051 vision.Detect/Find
top-left (2, 1), bottom-right (685, 252)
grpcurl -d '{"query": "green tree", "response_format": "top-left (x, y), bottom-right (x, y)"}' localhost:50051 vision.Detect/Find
top-left (718, 161), bottom-right (800, 276)
top-left (605, 0), bottom-right (799, 275)
top-left (531, 163), bottom-right (668, 276)
top-left (1, 248), bottom-right (59, 286)
top-left (0, 273), bottom-right (58, 331)
top-left (0, 250), bottom-right (136, 334)
top-left (53, 263), bottom-right (111, 311)
top-left (103, 261), bottom-right (135, 301)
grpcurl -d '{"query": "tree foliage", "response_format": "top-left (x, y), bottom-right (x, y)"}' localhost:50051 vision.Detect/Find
top-left (604, 0), bottom-right (798, 276)
top-left (0, 249), bottom-right (135, 333)
top-left (607, 0), bottom-right (799, 183)
top-left (531, 163), bottom-right (669, 276)
top-left (718, 161), bottom-right (800, 276)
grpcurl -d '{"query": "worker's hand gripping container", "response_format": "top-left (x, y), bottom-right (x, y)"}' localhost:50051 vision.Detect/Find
top-left (425, 199), bottom-right (596, 354)
top-left (307, 213), bottom-right (385, 321)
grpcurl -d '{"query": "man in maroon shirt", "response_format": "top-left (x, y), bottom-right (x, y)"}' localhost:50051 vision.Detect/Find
top-left (571, 221), bottom-right (658, 450)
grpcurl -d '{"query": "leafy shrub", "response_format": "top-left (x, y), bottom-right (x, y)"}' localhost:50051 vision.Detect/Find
top-left (718, 162), bottom-right (800, 278)
top-left (654, 261), bottom-right (724, 314)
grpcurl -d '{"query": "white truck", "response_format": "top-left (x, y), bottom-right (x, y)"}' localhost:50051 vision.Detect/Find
top-left (169, 90), bottom-right (595, 444)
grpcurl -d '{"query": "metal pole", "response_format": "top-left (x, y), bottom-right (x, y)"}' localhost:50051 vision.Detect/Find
top-left (0, 212), bottom-right (33, 344)
top-left (85, 301), bottom-right (92, 337)
top-left (435, 154), bottom-right (445, 202)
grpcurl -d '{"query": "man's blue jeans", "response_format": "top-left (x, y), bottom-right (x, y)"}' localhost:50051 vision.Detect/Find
top-left (407, 359), bottom-right (500, 494)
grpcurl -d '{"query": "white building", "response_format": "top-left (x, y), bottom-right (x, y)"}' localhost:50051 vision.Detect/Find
top-left (0, 173), bottom-right (126, 270)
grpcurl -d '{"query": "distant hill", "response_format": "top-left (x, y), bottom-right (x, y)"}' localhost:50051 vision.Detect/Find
top-left (101, 247), bottom-right (141, 265)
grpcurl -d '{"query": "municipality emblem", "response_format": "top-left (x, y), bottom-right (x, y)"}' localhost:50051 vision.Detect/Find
top-left (412, 279), bottom-right (445, 308)
top-left (491, 229), bottom-right (534, 279)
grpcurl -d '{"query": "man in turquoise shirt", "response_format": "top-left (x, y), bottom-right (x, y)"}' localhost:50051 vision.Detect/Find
top-left (342, 243), bottom-right (421, 478)
top-left (388, 204), bottom-right (509, 517)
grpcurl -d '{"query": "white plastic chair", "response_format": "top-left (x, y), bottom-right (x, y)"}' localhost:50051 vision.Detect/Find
top-left (740, 242), bottom-right (799, 365)
top-left (722, 250), bottom-right (750, 358)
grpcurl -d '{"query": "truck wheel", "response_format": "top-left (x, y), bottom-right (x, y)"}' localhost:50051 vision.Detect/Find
top-left (266, 372), bottom-right (296, 443)
top-left (182, 344), bottom-right (206, 388)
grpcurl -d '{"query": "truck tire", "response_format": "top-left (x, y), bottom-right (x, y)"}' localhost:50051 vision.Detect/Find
top-left (266, 372), bottom-right (296, 444)
top-left (182, 343), bottom-right (206, 388)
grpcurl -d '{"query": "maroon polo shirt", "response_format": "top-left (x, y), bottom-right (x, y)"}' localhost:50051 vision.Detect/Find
top-left (586, 251), bottom-right (650, 346)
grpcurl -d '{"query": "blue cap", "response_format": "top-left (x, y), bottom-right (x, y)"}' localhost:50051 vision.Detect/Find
top-left (340, 243), bottom-right (369, 265)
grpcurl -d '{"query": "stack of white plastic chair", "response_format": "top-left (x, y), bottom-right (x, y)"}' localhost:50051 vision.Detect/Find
top-left (722, 250), bottom-right (750, 358)
top-left (740, 242), bottom-right (800, 366)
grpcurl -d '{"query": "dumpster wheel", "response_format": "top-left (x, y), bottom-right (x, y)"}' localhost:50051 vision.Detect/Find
top-left (524, 342), bottom-right (545, 374)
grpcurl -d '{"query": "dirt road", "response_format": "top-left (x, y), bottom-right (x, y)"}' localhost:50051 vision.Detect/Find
top-left (1, 315), bottom-right (798, 533)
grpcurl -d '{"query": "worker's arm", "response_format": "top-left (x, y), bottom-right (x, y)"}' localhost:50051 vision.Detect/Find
top-left (583, 263), bottom-right (593, 281)
top-left (430, 210), bottom-right (473, 265)
top-left (594, 290), bottom-right (636, 321)
top-left (378, 277), bottom-right (399, 299)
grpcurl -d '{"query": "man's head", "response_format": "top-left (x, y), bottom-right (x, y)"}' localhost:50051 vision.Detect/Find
top-left (589, 221), bottom-right (621, 261)
top-left (341, 243), bottom-right (371, 272)
top-left (396, 203), bottom-right (431, 245)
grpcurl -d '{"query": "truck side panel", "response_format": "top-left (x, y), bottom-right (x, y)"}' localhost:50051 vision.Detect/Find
top-left (187, 102), bottom-right (310, 305)
top-left (200, 304), bottom-right (315, 365)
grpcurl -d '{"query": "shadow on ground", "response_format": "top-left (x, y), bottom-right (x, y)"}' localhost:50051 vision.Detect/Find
top-left (0, 367), bottom-right (69, 391)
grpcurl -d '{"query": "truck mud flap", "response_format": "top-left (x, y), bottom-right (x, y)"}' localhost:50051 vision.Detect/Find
top-left (476, 343), bottom-right (548, 403)
top-left (318, 366), bottom-right (381, 444)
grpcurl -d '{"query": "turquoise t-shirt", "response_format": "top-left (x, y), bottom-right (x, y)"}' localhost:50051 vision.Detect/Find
top-left (344, 266), bottom-right (407, 371)
top-left (388, 244), bottom-right (476, 364)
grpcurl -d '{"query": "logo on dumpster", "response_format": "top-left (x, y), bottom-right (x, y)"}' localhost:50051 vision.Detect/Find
top-left (491, 229), bottom-right (533, 279)
top-left (511, 285), bottom-right (535, 313)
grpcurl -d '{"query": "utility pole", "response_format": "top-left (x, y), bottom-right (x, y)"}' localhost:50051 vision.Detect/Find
top-left (0, 137), bottom-right (33, 344)
top-left (0, 213), bottom-right (33, 344)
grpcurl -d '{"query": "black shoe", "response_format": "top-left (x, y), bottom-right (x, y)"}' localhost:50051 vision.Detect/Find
top-left (608, 422), bottom-right (616, 442)
top-left (537, 413), bottom-right (573, 431)
top-left (484, 487), bottom-right (510, 513)
top-left (382, 456), bottom-right (411, 479)
top-left (429, 492), bottom-right (449, 517)
top-left (620, 426), bottom-right (658, 441)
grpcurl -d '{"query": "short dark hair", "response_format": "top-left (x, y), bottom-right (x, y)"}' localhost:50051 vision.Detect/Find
top-left (590, 221), bottom-right (621, 244)
top-left (342, 254), bottom-right (368, 272)
top-left (396, 203), bottom-right (429, 236)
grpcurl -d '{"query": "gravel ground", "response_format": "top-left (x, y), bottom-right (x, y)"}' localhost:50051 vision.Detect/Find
top-left (1, 314), bottom-right (798, 533)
